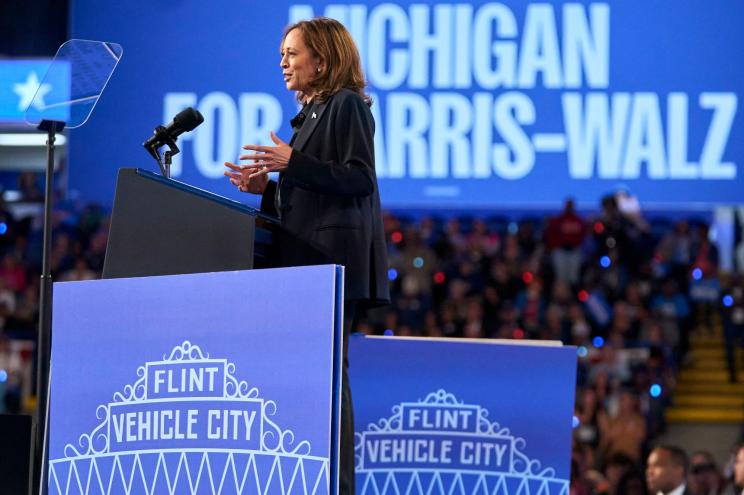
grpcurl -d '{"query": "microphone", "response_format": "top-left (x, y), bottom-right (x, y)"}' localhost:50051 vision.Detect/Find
top-left (143, 107), bottom-right (204, 150)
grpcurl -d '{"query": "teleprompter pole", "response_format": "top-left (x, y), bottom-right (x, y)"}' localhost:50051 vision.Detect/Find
top-left (31, 119), bottom-right (65, 495)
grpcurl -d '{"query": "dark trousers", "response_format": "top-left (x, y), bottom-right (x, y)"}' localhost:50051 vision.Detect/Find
top-left (340, 300), bottom-right (357, 495)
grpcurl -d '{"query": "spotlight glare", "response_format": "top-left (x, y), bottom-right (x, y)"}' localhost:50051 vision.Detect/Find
top-left (650, 384), bottom-right (662, 397)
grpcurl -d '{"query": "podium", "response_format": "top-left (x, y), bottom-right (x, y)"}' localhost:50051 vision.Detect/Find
top-left (349, 336), bottom-right (577, 495)
top-left (45, 169), bottom-right (346, 494)
top-left (48, 266), bottom-right (344, 495)
top-left (102, 168), bottom-right (279, 279)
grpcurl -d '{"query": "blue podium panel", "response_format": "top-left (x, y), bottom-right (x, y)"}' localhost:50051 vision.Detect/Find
top-left (349, 337), bottom-right (577, 495)
top-left (48, 266), bottom-right (344, 495)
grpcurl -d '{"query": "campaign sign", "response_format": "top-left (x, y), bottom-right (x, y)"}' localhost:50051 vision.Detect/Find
top-left (48, 266), bottom-right (343, 495)
top-left (0, 60), bottom-right (70, 124)
top-left (349, 337), bottom-right (576, 495)
top-left (69, 0), bottom-right (744, 208)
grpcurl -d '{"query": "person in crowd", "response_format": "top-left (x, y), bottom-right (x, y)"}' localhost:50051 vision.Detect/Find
top-left (603, 452), bottom-right (636, 495)
top-left (462, 297), bottom-right (484, 338)
top-left (0, 253), bottom-right (27, 293)
top-left (595, 195), bottom-right (632, 264)
top-left (0, 277), bottom-right (16, 331)
top-left (646, 446), bottom-right (691, 495)
top-left (618, 468), bottom-right (651, 495)
top-left (5, 282), bottom-right (38, 332)
top-left (598, 389), bottom-right (647, 462)
top-left (571, 450), bottom-right (594, 495)
top-left (721, 280), bottom-right (744, 383)
top-left (688, 451), bottom-right (723, 495)
top-left (487, 258), bottom-right (521, 303)
top-left (392, 227), bottom-right (437, 298)
top-left (223, 17), bottom-right (388, 493)
top-left (651, 278), bottom-right (691, 364)
top-left (58, 257), bottom-right (97, 282)
top-left (18, 172), bottom-right (43, 202)
top-left (689, 223), bottom-right (720, 333)
top-left (657, 221), bottom-right (693, 290)
top-left (737, 445), bottom-right (744, 495)
top-left (722, 444), bottom-right (744, 495)
top-left (616, 282), bottom-right (650, 340)
top-left (515, 278), bottom-right (545, 336)
top-left (467, 218), bottom-right (500, 258)
top-left (545, 198), bottom-right (586, 286)
top-left (575, 387), bottom-right (602, 450)
top-left (568, 303), bottom-right (592, 345)
top-left (517, 218), bottom-right (541, 260)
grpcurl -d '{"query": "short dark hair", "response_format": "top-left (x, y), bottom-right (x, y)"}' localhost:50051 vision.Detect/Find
top-left (690, 450), bottom-right (718, 474)
top-left (653, 445), bottom-right (689, 475)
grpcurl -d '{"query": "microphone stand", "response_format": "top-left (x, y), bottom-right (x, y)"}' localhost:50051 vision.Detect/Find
top-left (164, 150), bottom-right (175, 178)
top-left (144, 126), bottom-right (180, 179)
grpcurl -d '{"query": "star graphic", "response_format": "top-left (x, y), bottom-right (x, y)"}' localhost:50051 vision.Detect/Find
top-left (13, 72), bottom-right (52, 112)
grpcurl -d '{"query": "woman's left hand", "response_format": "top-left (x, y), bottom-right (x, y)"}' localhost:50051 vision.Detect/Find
top-left (238, 131), bottom-right (292, 177)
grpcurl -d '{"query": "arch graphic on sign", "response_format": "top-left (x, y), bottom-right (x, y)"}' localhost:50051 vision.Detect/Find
top-left (49, 341), bottom-right (330, 495)
top-left (355, 390), bottom-right (569, 495)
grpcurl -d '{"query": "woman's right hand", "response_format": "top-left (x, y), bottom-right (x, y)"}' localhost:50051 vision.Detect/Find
top-left (224, 161), bottom-right (269, 194)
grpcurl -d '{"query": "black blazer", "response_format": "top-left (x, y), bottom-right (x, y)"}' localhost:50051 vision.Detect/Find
top-left (261, 89), bottom-right (390, 305)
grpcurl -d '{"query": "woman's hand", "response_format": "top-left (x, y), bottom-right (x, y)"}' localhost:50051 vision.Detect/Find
top-left (224, 131), bottom-right (291, 194)
top-left (239, 131), bottom-right (292, 177)
top-left (223, 161), bottom-right (269, 194)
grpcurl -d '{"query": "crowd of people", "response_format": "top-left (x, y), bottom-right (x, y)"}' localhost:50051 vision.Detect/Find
top-left (0, 175), bottom-right (742, 493)
top-left (0, 186), bottom-right (107, 413)
top-left (610, 444), bottom-right (744, 495)
top-left (358, 193), bottom-right (743, 494)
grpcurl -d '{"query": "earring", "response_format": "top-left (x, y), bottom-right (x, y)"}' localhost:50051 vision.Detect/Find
top-left (316, 67), bottom-right (321, 73)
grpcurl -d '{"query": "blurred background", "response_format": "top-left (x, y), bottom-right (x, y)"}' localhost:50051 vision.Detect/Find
top-left (1, 1), bottom-right (743, 494)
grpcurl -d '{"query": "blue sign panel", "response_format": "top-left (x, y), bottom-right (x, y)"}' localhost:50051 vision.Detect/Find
top-left (349, 337), bottom-right (577, 495)
top-left (48, 266), bottom-right (343, 495)
top-left (0, 60), bottom-right (70, 124)
top-left (70, 1), bottom-right (744, 208)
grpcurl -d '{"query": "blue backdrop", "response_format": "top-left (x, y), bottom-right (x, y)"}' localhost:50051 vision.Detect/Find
top-left (69, 1), bottom-right (744, 209)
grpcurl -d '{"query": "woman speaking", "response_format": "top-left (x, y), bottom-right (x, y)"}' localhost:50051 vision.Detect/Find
top-left (224, 17), bottom-right (389, 494)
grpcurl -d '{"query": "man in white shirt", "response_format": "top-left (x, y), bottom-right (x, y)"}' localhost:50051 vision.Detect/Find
top-left (647, 446), bottom-right (691, 495)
